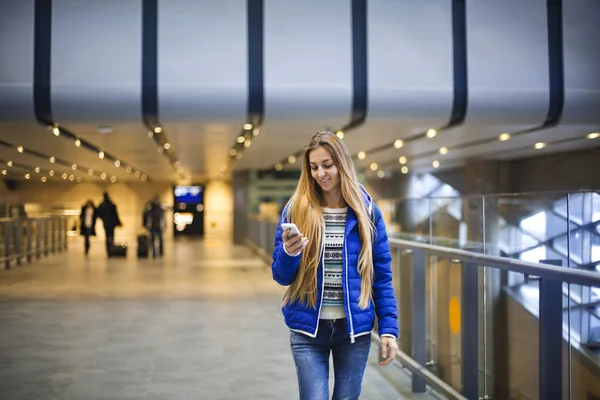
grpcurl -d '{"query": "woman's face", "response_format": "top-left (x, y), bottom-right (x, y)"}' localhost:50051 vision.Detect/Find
top-left (309, 146), bottom-right (340, 193)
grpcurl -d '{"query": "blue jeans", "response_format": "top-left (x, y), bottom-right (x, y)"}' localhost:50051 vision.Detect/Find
top-left (289, 319), bottom-right (371, 400)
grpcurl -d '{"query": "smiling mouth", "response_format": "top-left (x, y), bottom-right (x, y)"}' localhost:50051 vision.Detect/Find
top-left (319, 179), bottom-right (330, 184)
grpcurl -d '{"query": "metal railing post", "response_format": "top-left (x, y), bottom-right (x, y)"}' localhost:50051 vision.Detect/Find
top-left (63, 218), bottom-right (68, 250)
top-left (411, 249), bottom-right (427, 393)
top-left (51, 218), bottom-right (56, 253)
top-left (57, 217), bottom-right (63, 252)
top-left (26, 219), bottom-right (33, 263)
top-left (14, 219), bottom-right (23, 266)
top-left (539, 260), bottom-right (563, 400)
top-left (44, 218), bottom-right (49, 257)
top-left (36, 219), bottom-right (42, 259)
top-left (4, 221), bottom-right (11, 269)
top-left (461, 261), bottom-right (479, 399)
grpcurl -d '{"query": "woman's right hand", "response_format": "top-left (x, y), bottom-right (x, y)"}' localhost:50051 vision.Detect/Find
top-left (283, 229), bottom-right (309, 257)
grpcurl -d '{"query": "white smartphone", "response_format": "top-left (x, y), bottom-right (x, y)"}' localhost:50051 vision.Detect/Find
top-left (281, 223), bottom-right (300, 238)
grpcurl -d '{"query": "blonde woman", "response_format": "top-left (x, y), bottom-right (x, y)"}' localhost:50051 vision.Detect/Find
top-left (272, 131), bottom-right (399, 400)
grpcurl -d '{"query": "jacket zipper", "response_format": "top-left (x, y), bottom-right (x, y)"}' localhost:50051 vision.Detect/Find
top-left (313, 238), bottom-right (326, 337)
top-left (344, 243), bottom-right (355, 343)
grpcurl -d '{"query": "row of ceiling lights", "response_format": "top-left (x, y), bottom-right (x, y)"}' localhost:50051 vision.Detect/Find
top-left (146, 126), bottom-right (184, 179)
top-left (2, 159), bottom-right (122, 183)
top-left (229, 123), bottom-right (260, 172)
top-left (363, 131), bottom-right (600, 177)
top-left (48, 125), bottom-right (148, 181)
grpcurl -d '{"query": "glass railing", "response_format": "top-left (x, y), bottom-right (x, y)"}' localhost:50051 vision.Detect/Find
top-left (0, 216), bottom-right (68, 269)
top-left (246, 190), bottom-right (600, 399)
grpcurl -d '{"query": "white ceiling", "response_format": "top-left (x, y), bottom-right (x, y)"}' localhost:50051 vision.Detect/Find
top-left (1, 0), bottom-right (600, 184)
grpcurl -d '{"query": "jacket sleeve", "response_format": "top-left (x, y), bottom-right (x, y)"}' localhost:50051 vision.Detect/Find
top-left (271, 212), bottom-right (301, 286)
top-left (371, 203), bottom-right (399, 338)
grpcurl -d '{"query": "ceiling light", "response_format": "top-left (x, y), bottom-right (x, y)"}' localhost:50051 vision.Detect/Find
top-left (34, 167), bottom-right (40, 173)
top-left (110, 176), bottom-right (117, 183)
top-left (177, 167), bottom-right (184, 174)
top-left (288, 155), bottom-right (296, 164)
top-left (377, 170), bottom-right (385, 178)
top-left (148, 131), bottom-right (153, 138)
top-left (75, 139), bottom-right (81, 147)
top-left (53, 127), bottom-right (60, 136)
top-left (88, 169), bottom-right (94, 175)
top-left (158, 147), bottom-right (164, 153)
top-left (275, 163), bottom-right (283, 171)
top-left (370, 163), bottom-right (378, 171)
top-left (115, 160), bottom-right (120, 167)
top-left (401, 166), bottom-right (409, 174)
top-left (69, 175), bottom-right (75, 181)
top-left (17, 146), bottom-right (23, 153)
top-left (141, 174), bottom-right (147, 182)
top-left (235, 153), bottom-right (242, 160)
top-left (163, 143), bottom-right (171, 150)
top-left (25, 173), bottom-right (30, 179)
top-left (358, 151), bottom-right (366, 160)
top-left (426, 129), bottom-right (437, 138)
top-left (1, 170), bottom-right (6, 175)
top-left (587, 132), bottom-right (599, 139)
top-left (126, 166), bottom-right (132, 173)
top-left (252, 128), bottom-right (259, 137)
top-left (534, 142), bottom-right (546, 150)
top-left (135, 171), bottom-right (141, 178)
top-left (244, 140), bottom-right (251, 148)
top-left (62, 173), bottom-right (68, 179)
top-left (236, 136), bottom-right (245, 144)
top-left (499, 133), bottom-right (511, 141)
top-left (49, 156), bottom-right (55, 163)
top-left (41, 177), bottom-right (47, 183)
top-left (243, 123), bottom-right (253, 130)
top-left (229, 149), bottom-right (237, 156)
top-left (98, 150), bottom-right (105, 159)
top-left (398, 156), bottom-right (407, 165)
top-left (432, 160), bottom-right (440, 168)
top-left (101, 173), bottom-right (107, 180)
top-left (336, 131), bottom-right (344, 139)
top-left (76, 177), bottom-right (81, 183)
top-left (220, 164), bottom-right (227, 172)
top-left (49, 170), bottom-right (54, 176)
top-left (154, 127), bottom-right (162, 133)
top-left (7, 161), bottom-right (13, 167)
top-left (72, 164), bottom-right (77, 170)
top-left (394, 140), bottom-right (404, 149)
top-left (439, 147), bottom-right (448, 155)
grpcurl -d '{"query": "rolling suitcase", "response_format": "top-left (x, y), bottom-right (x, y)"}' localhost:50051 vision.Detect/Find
top-left (110, 243), bottom-right (127, 257)
top-left (137, 234), bottom-right (149, 258)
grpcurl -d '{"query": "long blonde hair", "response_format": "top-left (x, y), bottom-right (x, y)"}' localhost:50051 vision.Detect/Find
top-left (283, 131), bottom-right (375, 309)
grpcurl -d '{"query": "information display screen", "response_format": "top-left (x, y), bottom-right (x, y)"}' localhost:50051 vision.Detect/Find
top-left (174, 186), bottom-right (203, 204)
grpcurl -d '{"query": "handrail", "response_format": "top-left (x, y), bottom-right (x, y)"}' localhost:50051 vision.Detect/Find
top-left (0, 216), bottom-right (68, 269)
top-left (389, 238), bottom-right (600, 287)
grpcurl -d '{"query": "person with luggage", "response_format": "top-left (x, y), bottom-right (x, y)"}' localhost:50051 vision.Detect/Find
top-left (143, 196), bottom-right (165, 258)
top-left (79, 200), bottom-right (97, 255)
top-left (96, 192), bottom-right (122, 257)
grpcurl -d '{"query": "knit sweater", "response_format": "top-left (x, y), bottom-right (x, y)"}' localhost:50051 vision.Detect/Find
top-left (320, 207), bottom-right (347, 320)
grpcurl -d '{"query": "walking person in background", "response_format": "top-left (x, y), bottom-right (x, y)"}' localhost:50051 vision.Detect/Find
top-left (97, 192), bottom-right (122, 257)
top-left (143, 196), bottom-right (165, 258)
top-left (79, 200), bottom-right (97, 255)
top-left (271, 131), bottom-right (399, 400)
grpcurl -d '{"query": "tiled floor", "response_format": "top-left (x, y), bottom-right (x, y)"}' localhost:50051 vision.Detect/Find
top-left (0, 237), bottom-right (433, 399)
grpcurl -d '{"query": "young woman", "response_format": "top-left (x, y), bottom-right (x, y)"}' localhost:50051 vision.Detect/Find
top-left (271, 131), bottom-right (399, 400)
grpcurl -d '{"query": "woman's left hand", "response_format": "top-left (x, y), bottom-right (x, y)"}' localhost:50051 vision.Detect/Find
top-left (379, 336), bottom-right (398, 366)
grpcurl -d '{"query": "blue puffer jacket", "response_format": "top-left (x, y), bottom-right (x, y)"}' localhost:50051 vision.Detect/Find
top-left (271, 189), bottom-right (398, 342)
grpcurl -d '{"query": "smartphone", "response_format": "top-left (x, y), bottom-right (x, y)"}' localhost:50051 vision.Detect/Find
top-left (281, 223), bottom-right (300, 237)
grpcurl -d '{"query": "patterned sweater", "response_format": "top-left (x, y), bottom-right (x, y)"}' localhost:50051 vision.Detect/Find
top-left (320, 207), bottom-right (347, 320)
